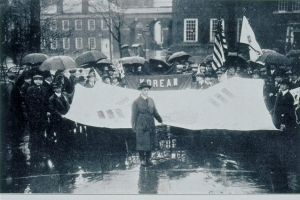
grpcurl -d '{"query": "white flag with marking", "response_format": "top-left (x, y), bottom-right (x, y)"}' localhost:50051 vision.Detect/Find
top-left (240, 16), bottom-right (262, 62)
top-left (65, 78), bottom-right (276, 131)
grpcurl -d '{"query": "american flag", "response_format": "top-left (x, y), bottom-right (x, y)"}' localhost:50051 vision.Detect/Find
top-left (212, 18), bottom-right (228, 70)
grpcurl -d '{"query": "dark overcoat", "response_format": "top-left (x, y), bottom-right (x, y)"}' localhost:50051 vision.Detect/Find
top-left (25, 85), bottom-right (49, 131)
top-left (131, 96), bottom-right (162, 151)
top-left (49, 92), bottom-right (75, 133)
top-left (271, 91), bottom-right (296, 130)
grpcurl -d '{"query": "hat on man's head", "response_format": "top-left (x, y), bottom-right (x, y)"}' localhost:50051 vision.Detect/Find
top-left (196, 73), bottom-right (205, 78)
top-left (33, 70), bottom-right (44, 79)
top-left (216, 70), bottom-right (223, 74)
top-left (138, 81), bottom-right (152, 90)
top-left (52, 82), bottom-right (62, 89)
top-left (7, 74), bottom-right (17, 81)
top-left (24, 71), bottom-right (32, 79)
top-left (69, 69), bottom-right (77, 73)
top-left (280, 78), bottom-right (291, 88)
top-left (102, 74), bottom-right (111, 82)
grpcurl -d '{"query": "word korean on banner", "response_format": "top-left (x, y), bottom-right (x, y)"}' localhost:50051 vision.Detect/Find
top-left (65, 77), bottom-right (277, 131)
top-left (124, 74), bottom-right (193, 91)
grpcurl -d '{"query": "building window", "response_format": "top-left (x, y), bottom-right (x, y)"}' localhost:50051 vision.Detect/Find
top-left (278, 0), bottom-right (289, 11)
top-left (50, 20), bottom-right (57, 31)
top-left (76, 37), bottom-right (83, 49)
top-left (292, 0), bottom-right (300, 11)
top-left (75, 20), bottom-right (82, 30)
top-left (102, 19), bottom-right (109, 30)
top-left (184, 19), bottom-right (198, 42)
top-left (88, 37), bottom-right (96, 49)
top-left (63, 38), bottom-right (70, 49)
top-left (50, 38), bottom-right (57, 49)
top-left (62, 20), bottom-right (69, 31)
top-left (88, 19), bottom-right (95, 31)
top-left (210, 18), bottom-right (225, 42)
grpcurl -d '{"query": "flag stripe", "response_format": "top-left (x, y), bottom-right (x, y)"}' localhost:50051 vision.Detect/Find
top-left (212, 18), bottom-right (227, 70)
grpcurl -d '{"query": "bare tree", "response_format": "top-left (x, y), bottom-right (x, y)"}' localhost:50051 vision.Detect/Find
top-left (89, 0), bottom-right (128, 58)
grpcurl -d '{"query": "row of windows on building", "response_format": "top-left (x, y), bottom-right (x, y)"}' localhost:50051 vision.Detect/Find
top-left (43, 19), bottom-right (109, 31)
top-left (184, 18), bottom-right (248, 43)
top-left (278, 0), bottom-right (300, 11)
top-left (44, 37), bottom-right (97, 50)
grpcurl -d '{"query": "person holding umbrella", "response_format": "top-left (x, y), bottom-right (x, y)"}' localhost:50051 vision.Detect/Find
top-left (131, 81), bottom-right (163, 167)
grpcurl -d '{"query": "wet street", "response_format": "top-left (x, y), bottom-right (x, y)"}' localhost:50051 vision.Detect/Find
top-left (1, 124), bottom-right (300, 194)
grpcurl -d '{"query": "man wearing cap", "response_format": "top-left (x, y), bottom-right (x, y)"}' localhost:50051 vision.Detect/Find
top-left (291, 72), bottom-right (300, 89)
top-left (191, 73), bottom-right (209, 90)
top-left (49, 83), bottom-right (75, 153)
top-left (271, 79), bottom-right (297, 133)
top-left (69, 69), bottom-right (78, 93)
top-left (102, 75), bottom-right (111, 85)
top-left (131, 81), bottom-right (163, 167)
top-left (84, 73), bottom-right (96, 88)
top-left (25, 71), bottom-right (50, 162)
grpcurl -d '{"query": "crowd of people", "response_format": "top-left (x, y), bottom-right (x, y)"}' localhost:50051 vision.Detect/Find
top-left (2, 55), bottom-right (300, 167)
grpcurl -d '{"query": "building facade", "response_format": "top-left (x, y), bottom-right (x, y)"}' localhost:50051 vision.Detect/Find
top-left (40, 0), bottom-right (172, 61)
top-left (171, 0), bottom-right (300, 62)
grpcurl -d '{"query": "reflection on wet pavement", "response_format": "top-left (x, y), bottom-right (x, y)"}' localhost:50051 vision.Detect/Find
top-left (1, 127), bottom-right (300, 194)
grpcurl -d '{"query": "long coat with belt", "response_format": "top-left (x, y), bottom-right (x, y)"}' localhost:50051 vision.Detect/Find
top-left (131, 96), bottom-right (162, 151)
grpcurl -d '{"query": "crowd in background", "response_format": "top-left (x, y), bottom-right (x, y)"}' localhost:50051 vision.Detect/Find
top-left (2, 55), bottom-right (300, 167)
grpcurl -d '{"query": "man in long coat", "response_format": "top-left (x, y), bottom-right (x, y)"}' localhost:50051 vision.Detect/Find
top-left (49, 83), bottom-right (75, 154)
top-left (131, 81), bottom-right (163, 166)
top-left (271, 79), bottom-right (297, 133)
top-left (25, 71), bottom-right (49, 161)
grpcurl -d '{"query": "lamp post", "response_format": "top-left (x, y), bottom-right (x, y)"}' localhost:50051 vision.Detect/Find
top-left (142, 25), bottom-right (150, 59)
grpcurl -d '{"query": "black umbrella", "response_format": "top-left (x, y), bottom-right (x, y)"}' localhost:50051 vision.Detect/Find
top-left (168, 51), bottom-right (191, 63)
top-left (75, 50), bottom-right (107, 67)
top-left (22, 53), bottom-right (48, 66)
top-left (120, 56), bottom-right (145, 65)
top-left (39, 56), bottom-right (77, 71)
top-left (256, 52), bottom-right (290, 66)
top-left (149, 58), bottom-right (170, 68)
top-left (286, 49), bottom-right (300, 58)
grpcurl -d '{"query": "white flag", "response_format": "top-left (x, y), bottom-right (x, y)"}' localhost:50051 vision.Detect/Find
top-left (240, 16), bottom-right (262, 62)
top-left (65, 78), bottom-right (276, 131)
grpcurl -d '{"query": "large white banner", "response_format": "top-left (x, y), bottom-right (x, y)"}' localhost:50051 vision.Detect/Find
top-left (65, 77), bottom-right (277, 131)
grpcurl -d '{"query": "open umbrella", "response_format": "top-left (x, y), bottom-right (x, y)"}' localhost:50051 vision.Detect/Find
top-left (97, 58), bottom-right (112, 65)
top-left (120, 56), bottom-right (145, 65)
top-left (121, 44), bottom-right (130, 49)
top-left (168, 51), bottom-right (191, 63)
top-left (22, 53), bottom-right (48, 66)
top-left (203, 54), bottom-right (213, 63)
top-left (149, 58), bottom-right (170, 68)
top-left (75, 50), bottom-right (107, 67)
top-left (39, 56), bottom-right (77, 71)
top-left (256, 52), bottom-right (290, 66)
top-left (286, 49), bottom-right (300, 58)
top-left (262, 49), bottom-right (277, 54)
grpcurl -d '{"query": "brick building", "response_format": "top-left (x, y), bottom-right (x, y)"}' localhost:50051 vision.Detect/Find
top-left (171, 0), bottom-right (300, 62)
top-left (40, 0), bottom-right (172, 61)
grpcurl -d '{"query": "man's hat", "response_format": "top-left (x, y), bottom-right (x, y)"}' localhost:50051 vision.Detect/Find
top-left (24, 71), bottom-right (32, 79)
top-left (7, 74), bottom-right (17, 80)
top-left (87, 73), bottom-right (95, 78)
top-left (33, 70), bottom-right (44, 78)
top-left (196, 73), bottom-right (205, 78)
top-left (138, 81), bottom-right (152, 90)
top-left (216, 70), bottom-right (222, 74)
top-left (280, 79), bottom-right (291, 87)
top-left (69, 69), bottom-right (77, 73)
top-left (102, 74), bottom-right (111, 82)
top-left (52, 82), bottom-right (62, 89)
